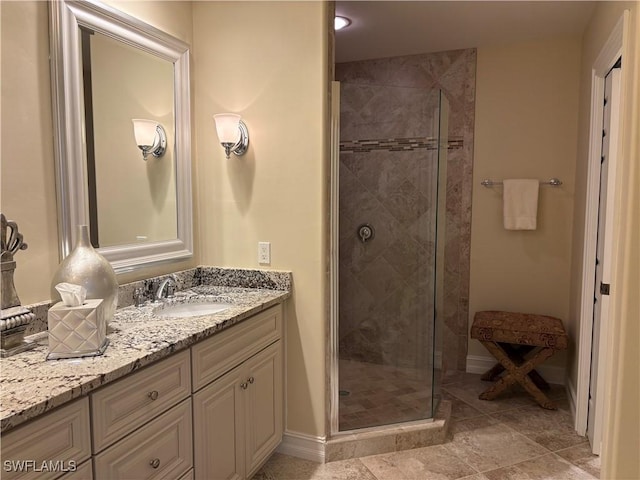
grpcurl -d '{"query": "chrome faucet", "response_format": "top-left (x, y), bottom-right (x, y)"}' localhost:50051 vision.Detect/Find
top-left (154, 275), bottom-right (178, 301)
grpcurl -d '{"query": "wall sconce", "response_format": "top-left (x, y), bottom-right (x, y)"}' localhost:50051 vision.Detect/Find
top-left (213, 114), bottom-right (249, 159)
top-left (132, 119), bottom-right (167, 160)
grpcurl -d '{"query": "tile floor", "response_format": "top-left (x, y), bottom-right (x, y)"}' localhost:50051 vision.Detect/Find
top-left (253, 372), bottom-right (600, 480)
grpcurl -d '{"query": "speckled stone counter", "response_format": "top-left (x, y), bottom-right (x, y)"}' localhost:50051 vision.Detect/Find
top-left (0, 269), bottom-right (291, 434)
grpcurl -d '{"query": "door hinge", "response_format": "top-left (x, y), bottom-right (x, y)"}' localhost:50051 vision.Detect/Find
top-left (600, 283), bottom-right (610, 295)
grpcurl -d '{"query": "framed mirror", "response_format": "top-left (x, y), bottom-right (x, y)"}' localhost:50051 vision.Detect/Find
top-left (49, 0), bottom-right (193, 273)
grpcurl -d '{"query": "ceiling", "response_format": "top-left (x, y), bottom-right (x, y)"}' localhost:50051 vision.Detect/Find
top-left (335, 1), bottom-right (596, 63)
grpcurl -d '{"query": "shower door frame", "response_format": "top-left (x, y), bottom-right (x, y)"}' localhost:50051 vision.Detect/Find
top-left (328, 80), bottom-right (341, 436)
top-left (327, 81), bottom-right (447, 436)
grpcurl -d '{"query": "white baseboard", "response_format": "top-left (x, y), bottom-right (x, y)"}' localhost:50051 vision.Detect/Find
top-left (466, 354), bottom-right (566, 385)
top-left (276, 430), bottom-right (325, 463)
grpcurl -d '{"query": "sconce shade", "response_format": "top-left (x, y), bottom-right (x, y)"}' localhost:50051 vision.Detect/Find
top-left (213, 113), bottom-right (249, 159)
top-left (132, 119), bottom-right (167, 160)
top-left (213, 114), bottom-right (241, 144)
top-left (132, 119), bottom-right (157, 146)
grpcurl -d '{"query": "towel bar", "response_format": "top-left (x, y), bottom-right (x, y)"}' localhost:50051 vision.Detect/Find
top-left (481, 178), bottom-right (562, 187)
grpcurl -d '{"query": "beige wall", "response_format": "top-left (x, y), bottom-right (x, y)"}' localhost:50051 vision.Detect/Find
top-left (568, 2), bottom-right (640, 478)
top-left (191, 2), bottom-right (329, 436)
top-left (0, 1), bottom-right (197, 304)
top-left (469, 37), bottom-right (582, 369)
top-left (1, 1), bottom-right (59, 306)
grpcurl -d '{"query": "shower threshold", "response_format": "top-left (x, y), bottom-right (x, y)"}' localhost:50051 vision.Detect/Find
top-left (325, 399), bottom-right (451, 462)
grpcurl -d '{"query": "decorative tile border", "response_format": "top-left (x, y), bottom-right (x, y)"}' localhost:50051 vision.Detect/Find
top-left (340, 137), bottom-right (463, 154)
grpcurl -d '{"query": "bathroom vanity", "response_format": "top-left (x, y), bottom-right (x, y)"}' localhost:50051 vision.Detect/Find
top-left (0, 270), bottom-right (290, 480)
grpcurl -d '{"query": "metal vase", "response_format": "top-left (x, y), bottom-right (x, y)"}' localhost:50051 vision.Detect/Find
top-left (50, 225), bottom-right (118, 325)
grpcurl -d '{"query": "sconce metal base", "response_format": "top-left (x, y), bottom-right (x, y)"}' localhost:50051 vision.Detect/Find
top-left (140, 124), bottom-right (167, 160)
top-left (223, 120), bottom-right (249, 159)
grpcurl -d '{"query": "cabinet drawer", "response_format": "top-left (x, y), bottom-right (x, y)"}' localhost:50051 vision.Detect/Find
top-left (192, 304), bottom-right (282, 391)
top-left (93, 399), bottom-right (192, 480)
top-left (178, 469), bottom-right (193, 480)
top-left (91, 350), bottom-right (191, 452)
top-left (1, 398), bottom-right (91, 480)
top-left (58, 460), bottom-right (92, 479)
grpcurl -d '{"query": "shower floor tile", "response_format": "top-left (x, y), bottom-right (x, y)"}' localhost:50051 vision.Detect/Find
top-left (338, 359), bottom-right (434, 431)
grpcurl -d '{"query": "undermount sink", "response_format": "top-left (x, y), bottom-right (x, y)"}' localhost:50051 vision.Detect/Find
top-left (154, 301), bottom-right (233, 318)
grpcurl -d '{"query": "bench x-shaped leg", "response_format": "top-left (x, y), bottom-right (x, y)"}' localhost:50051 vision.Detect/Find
top-left (480, 344), bottom-right (550, 391)
top-left (478, 341), bottom-right (557, 410)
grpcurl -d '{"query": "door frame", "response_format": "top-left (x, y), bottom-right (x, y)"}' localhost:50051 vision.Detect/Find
top-left (575, 11), bottom-right (628, 447)
top-left (587, 64), bottom-right (622, 455)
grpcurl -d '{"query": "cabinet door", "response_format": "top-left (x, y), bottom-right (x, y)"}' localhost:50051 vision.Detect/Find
top-left (244, 341), bottom-right (283, 477)
top-left (193, 365), bottom-right (245, 480)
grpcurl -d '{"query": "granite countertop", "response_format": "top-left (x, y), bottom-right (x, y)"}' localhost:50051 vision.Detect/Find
top-left (0, 284), bottom-right (290, 434)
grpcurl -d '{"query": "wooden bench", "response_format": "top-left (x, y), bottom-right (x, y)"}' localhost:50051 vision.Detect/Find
top-left (471, 311), bottom-right (568, 410)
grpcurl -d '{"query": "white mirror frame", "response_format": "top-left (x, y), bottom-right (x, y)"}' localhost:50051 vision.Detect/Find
top-left (49, 0), bottom-right (193, 274)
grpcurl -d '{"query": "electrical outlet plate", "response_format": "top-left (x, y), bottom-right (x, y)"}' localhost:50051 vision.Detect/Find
top-left (258, 242), bottom-right (271, 264)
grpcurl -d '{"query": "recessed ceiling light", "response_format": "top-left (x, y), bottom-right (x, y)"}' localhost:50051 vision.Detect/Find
top-left (334, 16), bottom-right (352, 31)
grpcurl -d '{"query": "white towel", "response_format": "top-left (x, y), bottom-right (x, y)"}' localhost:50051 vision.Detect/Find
top-left (503, 179), bottom-right (539, 230)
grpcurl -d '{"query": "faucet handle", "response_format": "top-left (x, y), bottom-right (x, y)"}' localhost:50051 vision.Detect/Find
top-left (145, 279), bottom-right (159, 297)
top-left (133, 287), bottom-right (146, 307)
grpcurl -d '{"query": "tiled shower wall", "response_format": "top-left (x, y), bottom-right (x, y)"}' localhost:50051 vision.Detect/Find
top-left (337, 49), bottom-right (476, 372)
top-left (338, 85), bottom-right (441, 371)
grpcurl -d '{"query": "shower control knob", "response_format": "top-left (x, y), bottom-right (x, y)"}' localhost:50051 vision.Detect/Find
top-left (357, 224), bottom-right (375, 243)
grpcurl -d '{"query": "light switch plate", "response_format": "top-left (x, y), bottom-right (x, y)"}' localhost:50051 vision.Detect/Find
top-left (258, 242), bottom-right (271, 264)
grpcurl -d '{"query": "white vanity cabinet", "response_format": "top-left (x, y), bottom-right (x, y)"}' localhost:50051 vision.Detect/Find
top-left (193, 305), bottom-right (283, 479)
top-left (1, 302), bottom-right (285, 480)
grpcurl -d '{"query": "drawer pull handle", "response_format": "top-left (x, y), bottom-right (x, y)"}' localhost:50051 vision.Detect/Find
top-left (150, 458), bottom-right (161, 469)
top-left (248, 376), bottom-right (255, 384)
top-left (148, 390), bottom-right (159, 401)
top-left (240, 382), bottom-right (248, 390)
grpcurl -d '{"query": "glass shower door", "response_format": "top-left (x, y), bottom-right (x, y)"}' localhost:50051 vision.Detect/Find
top-left (337, 83), bottom-right (447, 431)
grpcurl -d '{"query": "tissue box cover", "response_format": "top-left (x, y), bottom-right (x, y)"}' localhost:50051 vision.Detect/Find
top-left (47, 299), bottom-right (108, 359)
